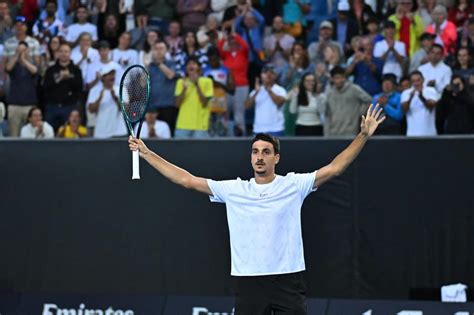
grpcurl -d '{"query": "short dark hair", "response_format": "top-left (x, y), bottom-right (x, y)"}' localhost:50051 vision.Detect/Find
top-left (409, 70), bottom-right (424, 80)
top-left (382, 73), bottom-right (398, 85)
top-left (330, 65), bottom-right (346, 77)
top-left (252, 133), bottom-right (280, 155)
top-left (430, 43), bottom-right (444, 52)
top-left (185, 56), bottom-right (201, 68)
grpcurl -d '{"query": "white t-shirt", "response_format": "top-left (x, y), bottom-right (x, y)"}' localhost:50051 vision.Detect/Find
top-left (134, 120), bottom-right (171, 139)
top-left (65, 23), bottom-right (98, 43)
top-left (207, 171), bottom-right (317, 276)
top-left (250, 84), bottom-right (288, 133)
top-left (111, 49), bottom-right (139, 80)
top-left (71, 46), bottom-right (99, 83)
top-left (418, 61), bottom-right (452, 96)
top-left (87, 85), bottom-right (127, 138)
top-left (401, 87), bottom-right (439, 136)
top-left (20, 122), bottom-right (54, 138)
top-left (373, 40), bottom-right (406, 79)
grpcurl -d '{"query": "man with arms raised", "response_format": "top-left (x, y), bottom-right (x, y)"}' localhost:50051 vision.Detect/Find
top-left (128, 105), bottom-right (385, 314)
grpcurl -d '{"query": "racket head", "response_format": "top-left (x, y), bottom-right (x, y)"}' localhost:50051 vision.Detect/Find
top-left (119, 65), bottom-right (151, 137)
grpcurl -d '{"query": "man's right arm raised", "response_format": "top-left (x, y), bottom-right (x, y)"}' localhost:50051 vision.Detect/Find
top-left (128, 137), bottom-right (212, 195)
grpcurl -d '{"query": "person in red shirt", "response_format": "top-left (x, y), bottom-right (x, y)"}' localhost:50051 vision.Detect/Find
top-left (217, 32), bottom-right (249, 136)
top-left (426, 4), bottom-right (457, 56)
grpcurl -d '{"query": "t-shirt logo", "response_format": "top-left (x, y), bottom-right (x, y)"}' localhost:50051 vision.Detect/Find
top-left (260, 193), bottom-right (268, 197)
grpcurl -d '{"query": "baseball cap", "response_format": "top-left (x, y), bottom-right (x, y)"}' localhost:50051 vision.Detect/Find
top-left (383, 20), bottom-right (396, 29)
top-left (15, 16), bottom-right (27, 24)
top-left (420, 32), bottom-right (436, 41)
top-left (97, 40), bottom-right (111, 49)
top-left (337, 0), bottom-right (350, 11)
top-left (100, 63), bottom-right (117, 76)
top-left (262, 64), bottom-right (276, 73)
top-left (320, 20), bottom-right (333, 30)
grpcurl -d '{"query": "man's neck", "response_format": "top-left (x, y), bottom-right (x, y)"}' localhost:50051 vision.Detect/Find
top-left (16, 33), bottom-right (26, 41)
top-left (59, 60), bottom-right (70, 67)
top-left (254, 173), bottom-right (277, 184)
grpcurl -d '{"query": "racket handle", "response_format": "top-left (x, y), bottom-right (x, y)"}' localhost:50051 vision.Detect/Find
top-left (132, 150), bottom-right (140, 180)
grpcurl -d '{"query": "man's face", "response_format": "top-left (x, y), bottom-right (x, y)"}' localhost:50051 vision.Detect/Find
top-left (398, 0), bottom-right (413, 14)
top-left (46, 2), bottom-right (57, 16)
top-left (273, 16), bottom-right (284, 31)
top-left (77, 8), bottom-right (88, 23)
top-left (429, 46), bottom-right (444, 64)
top-left (99, 47), bottom-right (110, 60)
top-left (58, 45), bottom-right (71, 63)
top-left (421, 38), bottom-right (434, 50)
top-left (244, 12), bottom-right (255, 28)
top-left (411, 74), bottom-right (424, 89)
top-left (399, 79), bottom-right (411, 91)
top-left (152, 42), bottom-right (167, 61)
top-left (431, 9), bottom-right (445, 25)
top-left (319, 27), bottom-right (332, 40)
top-left (15, 21), bottom-right (27, 35)
top-left (384, 27), bottom-right (395, 39)
top-left (382, 80), bottom-right (395, 93)
top-left (103, 71), bottom-right (116, 87)
top-left (332, 74), bottom-right (346, 89)
top-left (261, 71), bottom-right (275, 85)
top-left (168, 22), bottom-right (180, 37)
top-left (251, 140), bottom-right (280, 176)
top-left (80, 35), bottom-right (92, 48)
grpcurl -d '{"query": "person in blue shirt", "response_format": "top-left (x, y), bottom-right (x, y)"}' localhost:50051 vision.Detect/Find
top-left (372, 73), bottom-right (404, 135)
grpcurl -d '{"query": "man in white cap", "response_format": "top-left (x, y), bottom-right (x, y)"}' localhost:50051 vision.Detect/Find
top-left (86, 64), bottom-right (127, 138)
top-left (307, 20), bottom-right (343, 64)
top-left (330, 0), bottom-right (359, 56)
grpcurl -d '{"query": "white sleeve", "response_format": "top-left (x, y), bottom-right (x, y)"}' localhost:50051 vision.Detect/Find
top-left (424, 87), bottom-right (439, 101)
top-left (396, 42), bottom-right (406, 57)
top-left (400, 90), bottom-right (410, 103)
top-left (373, 41), bottom-right (385, 58)
top-left (288, 171), bottom-right (317, 199)
top-left (249, 89), bottom-right (257, 98)
top-left (43, 123), bottom-right (55, 138)
top-left (273, 85), bottom-right (288, 100)
top-left (207, 179), bottom-right (238, 203)
top-left (91, 25), bottom-right (98, 41)
top-left (86, 87), bottom-right (100, 106)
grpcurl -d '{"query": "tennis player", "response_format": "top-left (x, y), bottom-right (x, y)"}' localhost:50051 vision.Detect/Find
top-left (128, 104), bottom-right (385, 314)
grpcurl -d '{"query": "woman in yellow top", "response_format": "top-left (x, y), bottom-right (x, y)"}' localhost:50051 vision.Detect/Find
top-left (174, 57), bottom-right (214, 138)
top-left (389, 0), bottom-right (425, 58)
top-left (57, 109), bottom-right (88, 138)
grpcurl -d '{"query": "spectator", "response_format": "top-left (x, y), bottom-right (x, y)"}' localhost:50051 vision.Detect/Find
top-left (324, 66), bottom-right (371, 136)
top-left (447, 0), bottom-right (473, 29)
top-left (149, 41), bottom-right (178, 136)
top-left (56, 109), bottom-right (87, 138)
top-left (97, 11), bottom-right (126, 50)
top-left (350, 0), bottom-right (376, 35)
top-left (0, 0), bottom-right (14, 44)
top-left (388, 0), bottom-right (425, 57)
top-left (264, 15), bottom-right (295, 69)
top-left (418, 43), bottom-right (452, 96)
top-left (5, 40), bottom-right (39, 137)
top-left (139, 29), bottom-right (161, 68)
top-left (134, 0), bottom-right (175, 32)
top-left (453, 47), bottom-right (474, 83)
top-left (399, 75), bottom-right (411, 91)
top-left (165, 20), bottom-right (183, 58)
top-left (203, 50), bottom-right (235, 137)
top-left (306, 0), bottom-right (338, 43)
top-left (86, 40), bottom-right (119, 91)
top-left (174, 57), bottom-right (214, 138)
top-left (65, 5), bottom-right (98, 44)
top-left (282, 0), bottom-right (311, 39)
top-left (37, 0), bottom-right (69, 26)
top-left (371, 73), bottom-right (404, 134)
top-left (409, 32), bottom-right (435, 73)
top-left (245, 65), bottom-right (288, 136)
top-left (437, 75), bottom-right (474, 134)
top-left (4, 17), bottom-right (41, 137)
top-left (373, 20), bottom-right (407, 80)
top-left (32, 0), bottom-right (64, 46)
top-left (43, 43), bottom-right (83, 131)
top-left (346, 36), bottom-right (384, 96)
top-left (289, 72), bottom-right (326, 136)
top-left (196, 15), bottom-right (223, 49)
top-left (418, 0), bottom-right (437, 26)
top-left (20, 107), bottom-right (54, 138)
top-left (111, 32), bottom-right (139, 81)
top-left (235, 4), bottom-right (266, 87)
top-left (425, 5), bottom-right (457, 56)
top-left (174, 31), bottom-right (208, 77)
top-left (87, 65), bottom-right (127, 138)
top-left (217, 32), bottom-right (249, 136)
top-left (330, 0), bottom-right (360, 56)
top-left (71, 32), bottom-right (99, 85)
top-left (134, 109), bottom-right (171, 139)
top-left (221, 0), bottom-right (251, 31)
top-left (44, 35), bottom-right (63, 68)
top-left (366, 17), bottom-right (384, 44)
top-left (280, 42), bottom-right (315, 89)
top-left (307, 20), bottom-right (343, 65)
top-left (458, 17), bottom-right (474, 49)
top-left (401, 70), bottom-right (438, 136)
top-left (315, 42), bottom-right (344, 90)
top-left (176, 0), bottom-right (209, 32)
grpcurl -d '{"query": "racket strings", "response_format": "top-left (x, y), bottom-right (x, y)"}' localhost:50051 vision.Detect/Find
top-left (121, 67), bottom-right (149, 124)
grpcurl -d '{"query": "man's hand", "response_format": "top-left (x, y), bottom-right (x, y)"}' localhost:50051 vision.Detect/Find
top-left (360, 104), bottom-right (385, 136)
top-left (128, 136), bottom-right (150, 157)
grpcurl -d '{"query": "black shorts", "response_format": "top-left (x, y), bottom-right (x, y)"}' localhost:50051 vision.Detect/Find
top-left (233, 271), bottom-right (307, 315)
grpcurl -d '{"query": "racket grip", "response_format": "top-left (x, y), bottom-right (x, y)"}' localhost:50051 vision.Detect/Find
top-left (132, 150), bottom-right (140, 180)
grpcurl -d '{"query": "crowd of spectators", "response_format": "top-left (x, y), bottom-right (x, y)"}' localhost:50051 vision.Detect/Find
top-left (0, 0), bottom-right (473, 139)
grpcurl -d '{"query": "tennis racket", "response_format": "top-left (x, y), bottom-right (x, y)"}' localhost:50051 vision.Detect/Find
top-left (119, 65), bottom-right (151, 180)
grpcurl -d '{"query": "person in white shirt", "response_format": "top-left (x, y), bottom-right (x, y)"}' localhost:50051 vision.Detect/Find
top-left (111, 31), bottom-right (139, 81)
top-left (418, 43), bottom-right (452, 97)
top-left (245, 65), bottom-right (288, 136)
top-left (86, 66), bottom-right (127, 138)
top-left (71, 32), bottom-right (99, 85)
top-left (134, 109), bottom-right (171, 139)
top-left (20, 107), bottom-right (54, 139)
top-left (127, 104), bottom-right (386, 314)
top-left (401, 70), bottom-right (439, 136)
top-left (65, 5), bottom-right (98, 44)
top-left (373, 20), bottom-right (406, 80)
top-left (85, 40), bottom-right (119, 91)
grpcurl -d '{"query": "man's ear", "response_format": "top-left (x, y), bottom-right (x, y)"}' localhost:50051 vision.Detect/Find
top-left (274, 154), bottom-right (280, 165)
